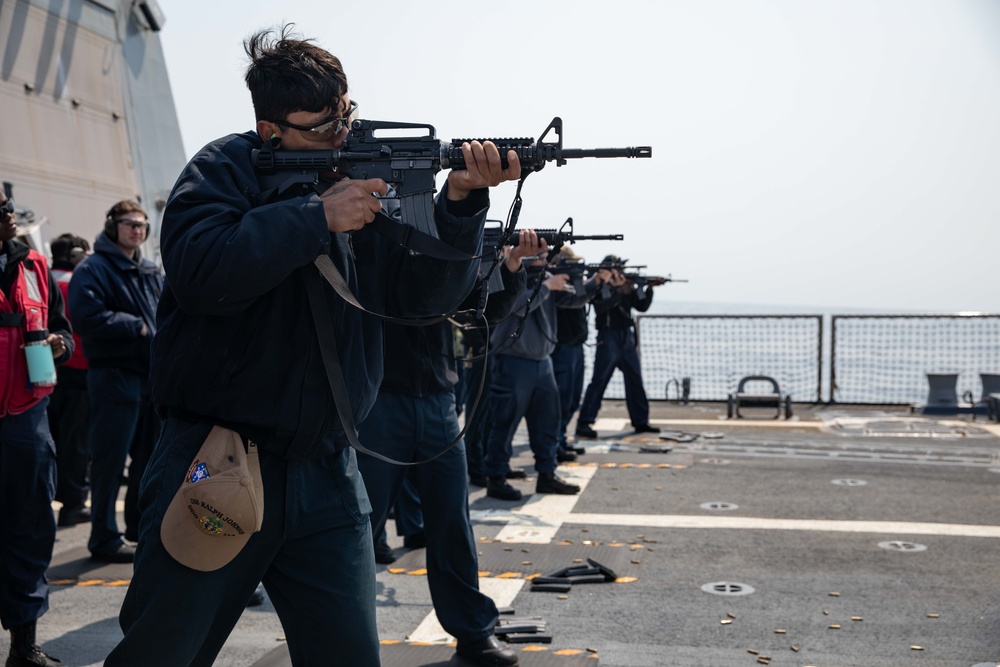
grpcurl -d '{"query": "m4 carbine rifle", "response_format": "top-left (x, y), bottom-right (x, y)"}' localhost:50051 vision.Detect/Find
top-left (495, 218), bottom-right (623, 253)
top-left (580, 259), bottom-right (686, 287)
top-left (624, 272), bottom-right (689, 287)
top-left (252, 117), bottom-right (651, 241)
top-left (585, 262), bottom-right (643, 275)
top-left (552, 260), bottom-right (639, 283)
top-left (480, 217), bottom-right (623, 293)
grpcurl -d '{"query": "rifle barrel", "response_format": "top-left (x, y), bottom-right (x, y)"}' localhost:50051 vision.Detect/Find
top-left (574, 234), bottom-right (624, 241)
top-left (558, 147), bottom-right (652, 159)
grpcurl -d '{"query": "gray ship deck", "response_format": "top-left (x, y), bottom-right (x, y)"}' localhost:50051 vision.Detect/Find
top-left (5, 401), bottom-right (1000, 667)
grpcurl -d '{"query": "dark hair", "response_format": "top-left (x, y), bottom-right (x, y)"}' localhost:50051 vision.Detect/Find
top-left (243, 24), bottom-right (348, 123)
top-left (107, 200), bottom-right (147, 221)
top-left (50, 233), bottom-right (90, 263)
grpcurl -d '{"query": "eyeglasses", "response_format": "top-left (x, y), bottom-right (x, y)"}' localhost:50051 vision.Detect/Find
top-left (0, 199), bottom-right (14, 218)
top-left (115, 219), bottom-right (147, 231)
top-left (276, 100), bottom-right (358, 142)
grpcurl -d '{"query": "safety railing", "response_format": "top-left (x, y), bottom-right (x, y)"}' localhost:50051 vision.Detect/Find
top-left (830, 313), bottom-right (1000, 404)
top-left (581, 312), bottom-right (1000, 405)
top-left (584, 314), bottom-right (823, 402)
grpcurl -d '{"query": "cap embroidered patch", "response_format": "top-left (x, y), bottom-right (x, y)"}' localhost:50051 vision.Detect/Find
top-left (188, 461), bottom-right (210, 483)
top-left (198, 514), bottom-right (225, 535)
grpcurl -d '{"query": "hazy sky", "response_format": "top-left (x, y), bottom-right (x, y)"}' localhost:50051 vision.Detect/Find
top-left (156, 0), bottom-right (1000, 312)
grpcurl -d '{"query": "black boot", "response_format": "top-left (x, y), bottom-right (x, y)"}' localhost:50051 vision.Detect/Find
top-left (246, 583), bottom-right (266, 608)
top-left (7, 620), bottom-right (62, 667)
top-left (373, 537), bottom-right (397, 565)
top-left (486, 476), bottom-right (522, 501)
top-left (556, 447), bottom-right (578, 463)
top-left (536, 472), bottom-right (580, 495)
top-left (456, 634), bottom-right (519, 666)
top-left (56, 504), bottom-right (90, 527)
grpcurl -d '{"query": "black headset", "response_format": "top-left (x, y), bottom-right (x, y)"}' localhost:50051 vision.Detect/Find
top-left (104, 206), bottom-right (149, 241)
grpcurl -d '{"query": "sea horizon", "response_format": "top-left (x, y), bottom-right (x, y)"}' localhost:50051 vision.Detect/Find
top-left (645, 299), bottom-right (998, 317)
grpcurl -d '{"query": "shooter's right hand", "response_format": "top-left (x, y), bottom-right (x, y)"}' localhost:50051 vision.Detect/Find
top-left (320, 178), bottom-right (390, 233)
top-left (545, 273), bottom-right (571, 292)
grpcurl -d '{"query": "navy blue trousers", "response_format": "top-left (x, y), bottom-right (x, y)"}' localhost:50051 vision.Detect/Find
top-left (0, 398), bottom-right (56, 629)
top-left (357, 391), bottom-right (498, 642)
top-left (551, 343), bottom-right (585, 448)
top-left (579, 328), bottom-right (650, 427)
top-left (484, 355), bottom-right (560, 477)
top-left (86, 367), bottom-right (158, 553)
top-left (392, 469), bottom-right (424, 538)
top-left (48, 366), bottom-right (90, 509)
top-left (106, 416), bottom-right (379, 667)
top-left (463, 354), bottom-right (494, 479)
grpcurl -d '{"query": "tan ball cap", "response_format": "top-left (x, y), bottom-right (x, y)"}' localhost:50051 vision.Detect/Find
top-left (161, 426), bottom-right (264, 571)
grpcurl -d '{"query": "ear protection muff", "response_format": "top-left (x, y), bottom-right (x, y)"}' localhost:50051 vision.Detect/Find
top-left (104, 210), bottom-right (150, 241)
top-left (104, 212), bottom-right (118, 241)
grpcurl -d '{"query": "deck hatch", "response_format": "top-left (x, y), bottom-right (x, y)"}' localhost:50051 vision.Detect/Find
top-left (701, 582), bottom-right (755, 596)
top-left (878, 540), bottom-right (927, 552)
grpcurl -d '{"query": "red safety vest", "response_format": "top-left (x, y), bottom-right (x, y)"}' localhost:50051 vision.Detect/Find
top-left (1, 248), bottom-right (54, 417)
top-left (51, 268), bottom-right (88, 371)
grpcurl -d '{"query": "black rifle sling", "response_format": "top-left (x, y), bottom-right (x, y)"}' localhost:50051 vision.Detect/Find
top-left (301, 262), bottom-right (486, 466)
top-left (313, 254), bottom-right (450, 327)
top-left (369, 211), bottom-right (475, 262)
top-left (300, 265), bottom-right (412, 465)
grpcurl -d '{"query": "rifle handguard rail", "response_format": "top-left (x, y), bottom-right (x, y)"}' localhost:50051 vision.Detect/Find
top-left (503, 231), bottom-right (624, 246)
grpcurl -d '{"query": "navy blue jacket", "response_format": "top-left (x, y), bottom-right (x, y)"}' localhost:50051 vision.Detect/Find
top-left (150, 130), bottom-right (486, 459)
top-left (556, 276), bottom-right (602, 346)
top-left (594, 283), bottom-right (654, 331)
top-left (68, 233), bottom-right (163, 373)
top-left (490, 267), bottom-right (592, 360)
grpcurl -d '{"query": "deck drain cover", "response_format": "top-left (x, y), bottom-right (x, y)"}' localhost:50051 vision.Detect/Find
top-left (832, 478), bottom-right (868, 486)
top-left (878, 540), bottom-right (927, 552)
top-left (700, 458), bottom-right (730, 465)
top-left (700, 501), bottom-right (739, 511)
top-left (701, 581), bottom-right (755, 596)
top-left (825, 417), bottom-right (994, 439)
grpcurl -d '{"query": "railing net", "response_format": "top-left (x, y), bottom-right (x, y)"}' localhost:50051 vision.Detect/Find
top-left (831, 315), bottom-right (1000, 404)
top-left (582, 315), bottom-right (822, 402)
